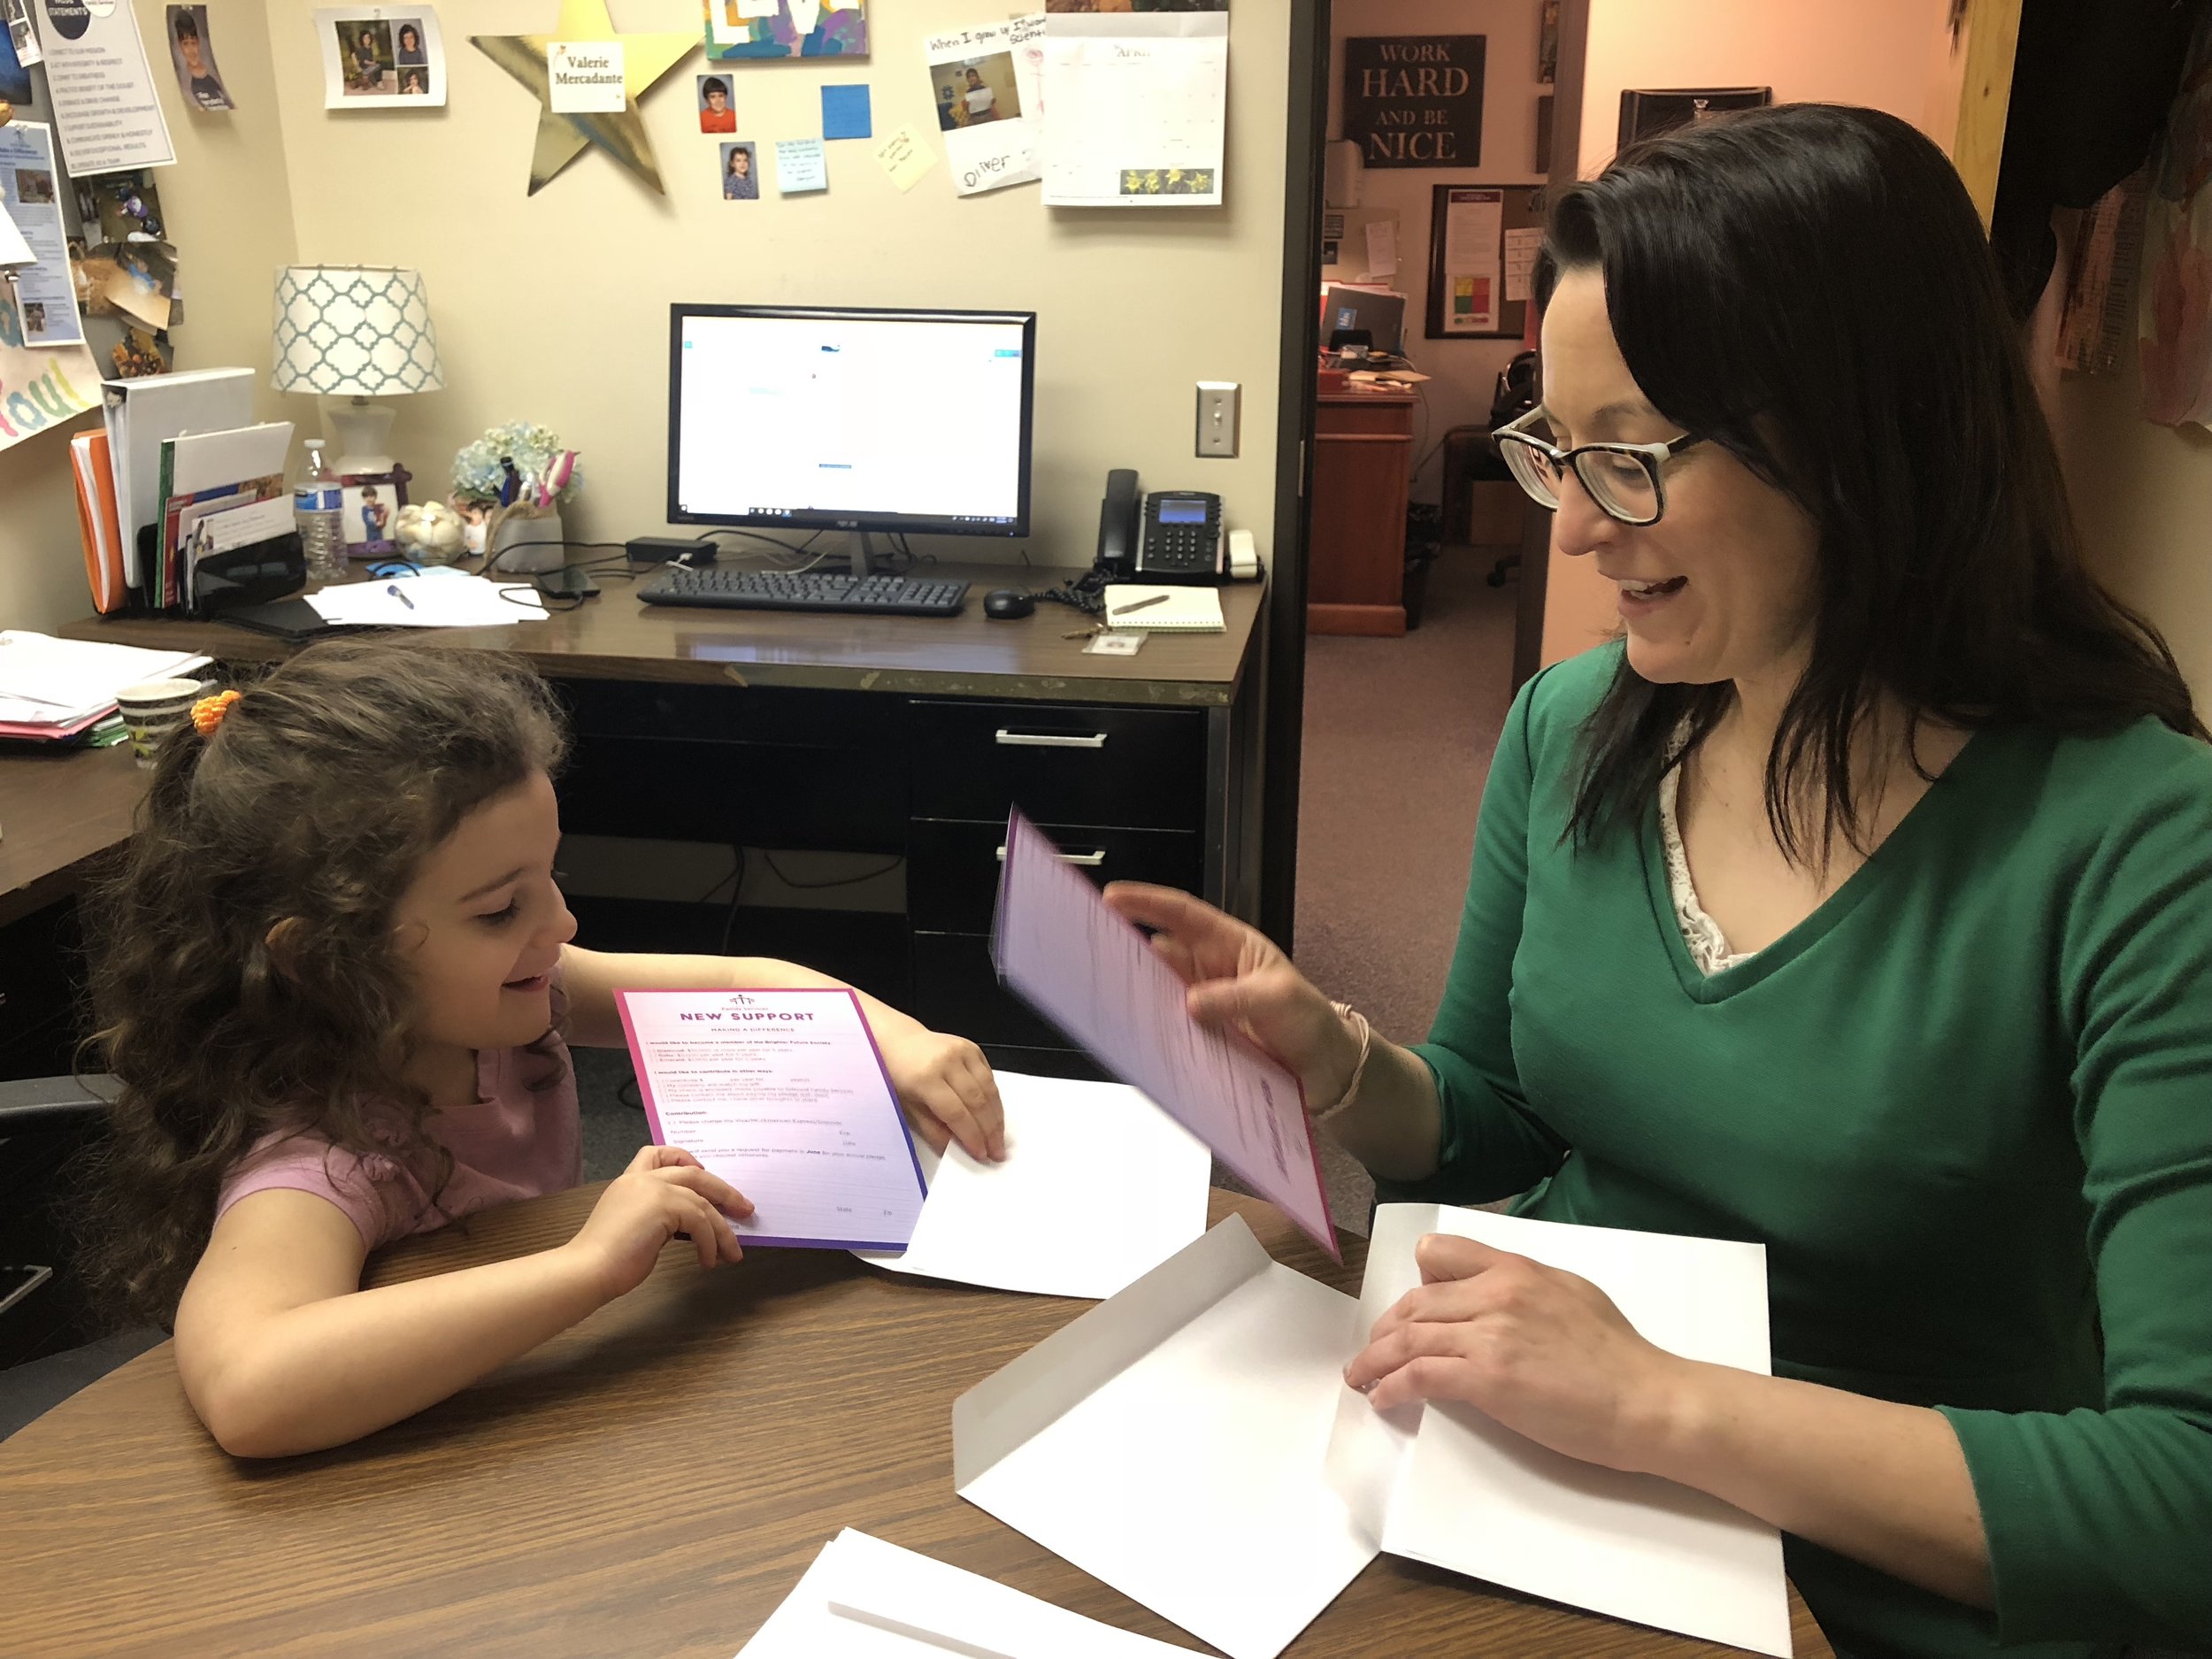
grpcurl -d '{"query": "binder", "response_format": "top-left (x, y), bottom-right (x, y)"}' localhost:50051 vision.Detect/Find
top-left (70, 431), bottom-right (126, 615)
top-left (102, 367), bottom-right (255, 599)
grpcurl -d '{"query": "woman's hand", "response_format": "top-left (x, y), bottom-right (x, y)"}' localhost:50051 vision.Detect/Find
top-left (565, 1145), bottom-right (754, 1300)
top-left (1343, 1233), bottom-right (1694, 1473)
top-left (875, 1024), bottom-right (1006, 1163)
top-left (1103, 882), bottom-right (1359, 1106)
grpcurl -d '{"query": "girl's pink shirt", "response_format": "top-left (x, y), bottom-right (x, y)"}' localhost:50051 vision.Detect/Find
top-left (213, 1005), bottom-right (582, 1252)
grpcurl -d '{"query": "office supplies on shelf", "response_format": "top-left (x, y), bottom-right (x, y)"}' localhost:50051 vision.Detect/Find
top-left (994, 809), bottom-right (1336, 1256)
top-left (70, 432), bottom-right (126, 615)
top-left (1325, 1203), bottom-right (1793, 1657)
top-left (618, 987), bottom-right (926, 1250)
top-left (854, 1071), bottom-right (1210, 1300)
top-left (667, 303), bottom-right (1034, 578)
top-left (953, 1217), bottom-right (1372, 1659)
top-left (0, 632), bottom-right (208, 741)
top-left (741, 1528), bottom-right (1202, 1657)
top-left (103, 367), bottom-right (255, 595)
top-left (1102, 586), bottom-right (1223, 632)
top-left (639, 567), bottom-right (970, 617)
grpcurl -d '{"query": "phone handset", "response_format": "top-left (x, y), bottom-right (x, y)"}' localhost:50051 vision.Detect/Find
top-left (1096, 468), bottom-right (1141, 579)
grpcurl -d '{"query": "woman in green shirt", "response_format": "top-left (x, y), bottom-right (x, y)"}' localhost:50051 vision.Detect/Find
top-left (1111, 105), bottom-right (2211, 1658)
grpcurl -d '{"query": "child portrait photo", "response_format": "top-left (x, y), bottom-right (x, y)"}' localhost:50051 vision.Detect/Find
top-left (165, 7), bottom-right (234, 111)
top-left (932, 53), bottom-right (1018, 130)
top-left (315, 7), bottom-right (447, 109)
top-left (697, 74), bottom-right (734, 134)
top-left (720, 141), bottom-right (758, 200)
top-left (335, 18), bottom-right (395, 96)
top-left (342, 474), bottom-right (408, 555)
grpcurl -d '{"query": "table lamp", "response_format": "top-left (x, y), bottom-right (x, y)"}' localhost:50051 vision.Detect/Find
top-left (271, 265), bottom-right (443, 475)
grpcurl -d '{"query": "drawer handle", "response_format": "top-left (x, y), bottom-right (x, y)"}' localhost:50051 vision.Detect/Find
top-left (994, 729), bottom-right (1108, 749)
top-left (997, 846), bottom-right (1107, 867)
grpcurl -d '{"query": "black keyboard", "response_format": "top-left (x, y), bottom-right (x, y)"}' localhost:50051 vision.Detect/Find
top-left (639, 567), bottom-right (970, 617)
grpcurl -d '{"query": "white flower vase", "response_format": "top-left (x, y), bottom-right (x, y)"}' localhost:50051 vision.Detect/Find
top-left (486, 503), bottom-right (565, 574)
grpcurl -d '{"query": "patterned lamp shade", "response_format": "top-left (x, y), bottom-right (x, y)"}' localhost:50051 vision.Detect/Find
top-left (271, 265), bottom-right (443, 396)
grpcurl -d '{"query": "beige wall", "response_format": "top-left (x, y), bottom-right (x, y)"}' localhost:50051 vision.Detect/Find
top-left (1540, 0), bottom-right (1955, 665)
top-left (1325, 0), bottom-right (1547, 503)
top-left (260, 0), bottom-right (1289, 569)
top-left (0, 0), bottom-right (297, 634)
top-left (2054, 329), bottom-right (2212, 708)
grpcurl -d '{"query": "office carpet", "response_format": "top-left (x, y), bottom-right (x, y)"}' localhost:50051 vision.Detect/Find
top-left (574, 550), bottom-right (1522, 1240)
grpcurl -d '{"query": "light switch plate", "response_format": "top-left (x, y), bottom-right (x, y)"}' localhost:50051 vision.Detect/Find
top-left (1196, 380), bottom-right (1240, 458)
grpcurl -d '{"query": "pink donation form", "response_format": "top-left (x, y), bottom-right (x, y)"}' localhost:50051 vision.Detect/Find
top-left (617, 987), bottom-right (926, 1251)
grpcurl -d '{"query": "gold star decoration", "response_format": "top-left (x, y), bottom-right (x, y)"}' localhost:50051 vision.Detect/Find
top-left (472, 0), bottom-right (698, 196)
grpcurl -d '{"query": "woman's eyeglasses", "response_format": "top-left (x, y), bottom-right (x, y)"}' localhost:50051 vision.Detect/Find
top-left (1492, 407), bottom-right (1706, 528)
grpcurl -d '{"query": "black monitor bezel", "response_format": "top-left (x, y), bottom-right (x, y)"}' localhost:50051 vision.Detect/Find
top-left (666, 303), bottom-right (1037, 539)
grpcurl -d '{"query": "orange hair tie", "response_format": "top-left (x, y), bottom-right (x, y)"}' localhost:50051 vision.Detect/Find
top-left (190, 688), bottom-right (242, 736)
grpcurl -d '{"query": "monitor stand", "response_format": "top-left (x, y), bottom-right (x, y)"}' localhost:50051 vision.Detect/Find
top-left (830, 529), bottom-right (887, 581)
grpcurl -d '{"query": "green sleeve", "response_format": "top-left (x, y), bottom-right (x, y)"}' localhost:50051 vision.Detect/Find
top-left (1394, 670), bottom-right (1571, 1204)
top-left (1939, 742), bottom-right (2212, 1647)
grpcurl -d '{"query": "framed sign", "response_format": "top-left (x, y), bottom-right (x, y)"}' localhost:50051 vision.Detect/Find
top-left (1341, 35), bottom-right (1484, 169)
top-left (1425, 184), bottom-right (1545, 340)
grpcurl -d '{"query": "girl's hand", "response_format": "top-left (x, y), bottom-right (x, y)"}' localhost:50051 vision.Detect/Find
top-left (1343, 1233), bottom-right (1694, 1473)
top-left (1102, 881), bottom-right (1359, 1108)
top-left (565, 1145), bottom-right (754, 1300)
top-left (875, 1025), bottom-right (1006, 1162)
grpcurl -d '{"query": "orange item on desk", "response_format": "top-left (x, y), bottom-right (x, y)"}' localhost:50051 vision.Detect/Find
top-left (70, 431), bottom-right (127, 616)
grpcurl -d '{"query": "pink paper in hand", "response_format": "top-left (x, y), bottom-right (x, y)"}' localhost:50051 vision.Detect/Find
top-left (992, 809), bottom-right (1339, 1257)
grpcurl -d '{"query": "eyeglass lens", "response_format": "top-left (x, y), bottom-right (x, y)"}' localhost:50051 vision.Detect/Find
top-left (1500, 423), bottom-right (1663, 526)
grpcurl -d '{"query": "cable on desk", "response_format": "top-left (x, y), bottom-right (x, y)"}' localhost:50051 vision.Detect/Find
top-left (1031, 566), bottom-right (1108, 617)
top-left (759, 851), bottom-right (904, 891)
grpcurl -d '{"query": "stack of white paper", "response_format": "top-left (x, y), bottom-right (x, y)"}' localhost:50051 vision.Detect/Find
top-left (306, 570), bottom-right (548, 629)
top-left (0, 631), bottom-right (210, 733)
top-left (737, 1529), bottom-right (1200, 1657)
top-left (954, 1217), bottom-right (1375, 1659)
top-left (1325, 1203), bottom-right (1793, 1657)
top-left (855, 1071), bottom-right (1211, 1300)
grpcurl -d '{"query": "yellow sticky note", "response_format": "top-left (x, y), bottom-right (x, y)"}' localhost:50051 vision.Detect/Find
top-left (874, 124), bottom-right (939, 194)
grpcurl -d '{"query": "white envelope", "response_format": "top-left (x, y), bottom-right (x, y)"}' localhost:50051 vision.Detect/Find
top-left (1325, 1203), bottom-right (1793, 1658)
top-left (854, 1071), bottom-right (1211, 1300)
top-left (953, 1217), bottom-right (1374, 1659)
top-left (737, 1528), bottom-right (1199, 1657)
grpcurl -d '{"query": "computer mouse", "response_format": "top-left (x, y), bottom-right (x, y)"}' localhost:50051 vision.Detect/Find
top-left (983, 588), bottom-right (1035, 620)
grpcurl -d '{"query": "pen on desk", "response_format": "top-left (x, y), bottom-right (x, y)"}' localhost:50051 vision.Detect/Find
top-left (825, 1601), bottom-right (1020, 1659)
top-left (1113, 593), bottom-right (1169, 617)
top-left (386, 583), bottom-right (416, 611)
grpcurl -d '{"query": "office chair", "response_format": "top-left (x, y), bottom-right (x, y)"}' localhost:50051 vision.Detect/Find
top-left (0, 1073), bottom-right (158, 1441)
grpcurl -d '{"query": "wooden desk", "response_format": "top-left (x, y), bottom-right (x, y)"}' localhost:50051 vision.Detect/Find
top-left (0, 742), bottom-right (143, 933)
top-left (58, 567), bottom-right (1267, 1075)
top-left (1308, 388), bottom-right (1417, 637)
top-left (0, 1187), bottom-right (1832, 1658)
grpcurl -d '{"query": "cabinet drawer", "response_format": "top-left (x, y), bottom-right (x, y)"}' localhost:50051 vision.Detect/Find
top-left (909, 932), bottom-right (1070, 1050)
top-left (909, 700), bottom-right (1205, 831)
top-left (908, 819), bottom-right (1200, 933)
top-left (560, 733), bottom-right (906, 849)
top-left (562, 680), bottom-right (903, 749)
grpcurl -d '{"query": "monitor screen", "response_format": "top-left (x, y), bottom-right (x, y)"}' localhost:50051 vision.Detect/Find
top-left (668, 304), bottom-right (1035, 537)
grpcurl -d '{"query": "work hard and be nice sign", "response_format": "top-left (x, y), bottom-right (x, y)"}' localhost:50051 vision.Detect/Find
top-left (1341, 35), bottom-right (1486, 168)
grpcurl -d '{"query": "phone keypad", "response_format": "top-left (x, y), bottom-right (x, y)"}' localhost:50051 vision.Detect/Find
top-left (1146, 503), bottom-right (1221, 573)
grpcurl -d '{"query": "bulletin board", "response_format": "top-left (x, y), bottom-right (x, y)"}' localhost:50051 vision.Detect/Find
top-left (1424, 183), bottom-right (1545, 340)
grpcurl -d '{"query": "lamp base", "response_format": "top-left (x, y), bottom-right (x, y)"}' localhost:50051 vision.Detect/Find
top-left (326, 399), bottom-right (396, 476)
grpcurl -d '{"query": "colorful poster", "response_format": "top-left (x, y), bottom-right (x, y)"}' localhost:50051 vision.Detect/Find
top-left (1439, 186), bottom-right (1502, 334)
top-left (0, 121), bottom-right (88, 345)
top-left (0, 300), bottom-right (99, 455)
top-left (924, 15), bottom-right (1042, 197)
top-left (703, 0), bottom-right (866, 62)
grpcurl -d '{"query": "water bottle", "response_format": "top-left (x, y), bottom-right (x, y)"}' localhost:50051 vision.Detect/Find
top-left (293, 439), bottom-right (345, 584)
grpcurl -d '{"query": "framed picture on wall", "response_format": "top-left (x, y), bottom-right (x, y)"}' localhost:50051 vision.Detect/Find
top-left (1617, 87), bottom-right (1772, 149)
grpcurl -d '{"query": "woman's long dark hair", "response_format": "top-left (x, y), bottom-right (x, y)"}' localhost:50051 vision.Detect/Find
top-left (1537, 104), bottom-right (2200, 864)
top-left (77, 641), bottom-right (568, 1327)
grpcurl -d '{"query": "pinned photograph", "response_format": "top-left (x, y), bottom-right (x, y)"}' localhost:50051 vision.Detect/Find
top-left (73, 170), bottom-right (167, 243)
top-left (924, 19), bottom-right (1043, 196)
top-left (697, 73), bottom-right (733, 134)
top-left (111, 326), bottom-right (171, 379)
top-left (0, 14), bottom-right (31, 105)
top-left (98, 239), bottom-right (179, 333)
top-left (315, 7), bottom-right (446, 109)
top-left (3, 0), bottom-right (38, 69)
top-left (719, 139), bottom-right (758, 199)
top-left (165, 7), bottom-right (234, 111)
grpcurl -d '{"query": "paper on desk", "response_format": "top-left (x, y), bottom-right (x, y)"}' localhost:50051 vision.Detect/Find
top-left (993, 810), bottom-right (1336, 1256)
top-left (1325, 1203), bottom-right (1792, 1658)
top-left (954, 1216), bottom-right (1373, 1659)
top-left (305, 574), bottom-right (545, 628)
top-left (619, 987), bottom-right (926, 1250)
top-left (738, 1528), bottom-right (1201, 1657)
top-left (0, 631), bottom-right (208, 724)
top-left (854, 1071), bottom-right (1210, 1299)
top-left (168, 420), bottom-right (293, 497)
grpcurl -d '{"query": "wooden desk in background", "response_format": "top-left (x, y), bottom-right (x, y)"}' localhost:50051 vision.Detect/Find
top-left (1308, 387), bottom-right (1417, 638)
top-left (53, 566), bottom-right (1266, 1079)
top-left (0, 1187), bottom-right (1833, 1659)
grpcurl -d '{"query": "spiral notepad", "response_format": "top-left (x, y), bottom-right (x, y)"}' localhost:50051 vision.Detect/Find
top-left (1102, 585), bottom-right (1225, 632)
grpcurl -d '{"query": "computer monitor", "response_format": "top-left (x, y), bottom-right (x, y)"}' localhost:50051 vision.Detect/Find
top-left (668, 303), bottom-right (1036, 571)
top-left (1321, 285), bottom-right (1405, 357)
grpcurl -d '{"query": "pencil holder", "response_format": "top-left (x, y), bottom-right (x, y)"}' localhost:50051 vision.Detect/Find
top-left (486, 503), bottom-right (565, 574)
